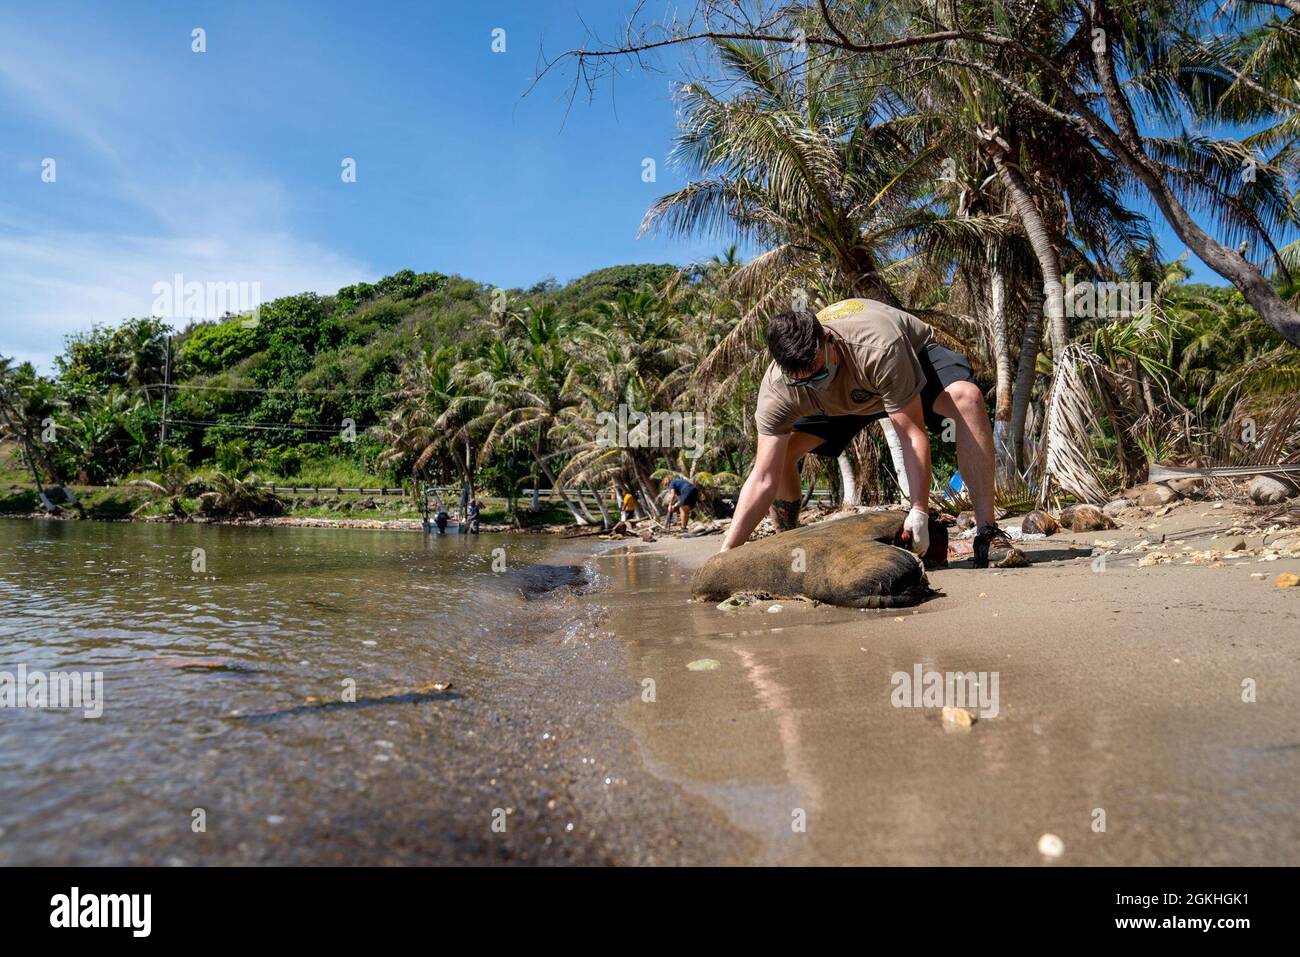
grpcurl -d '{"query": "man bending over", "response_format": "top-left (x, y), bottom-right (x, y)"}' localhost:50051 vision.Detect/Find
top-left (718, 299), bottom-right (1007, 567)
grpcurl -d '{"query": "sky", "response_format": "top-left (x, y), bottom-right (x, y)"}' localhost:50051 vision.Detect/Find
top-left (0, 0), bottom-right (731, 370)
top-left (1, 0), bottom-right (1226, 373)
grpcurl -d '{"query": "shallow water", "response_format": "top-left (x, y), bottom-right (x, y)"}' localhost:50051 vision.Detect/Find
top-left (0, 519), bottom-right (661, 865)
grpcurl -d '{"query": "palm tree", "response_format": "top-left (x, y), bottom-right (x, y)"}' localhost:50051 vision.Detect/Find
top-left (129, 448), bottom-right (202, 517)
top-left (0, 356), bottom-right (63, 496)
top-left (641, 38), bottom-right (944, 503)
top-left (62, 388), bottom-right (147, 484)
top-left (469, 332), bottom-right (591, 524)
top-left (375, 345), bottom-right (476, 491)
top-left (195, 471), bottom-right (282, 517)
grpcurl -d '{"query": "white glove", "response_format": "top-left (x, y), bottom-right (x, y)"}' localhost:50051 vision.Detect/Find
top-left (902, 507), bottom-right (929, 556)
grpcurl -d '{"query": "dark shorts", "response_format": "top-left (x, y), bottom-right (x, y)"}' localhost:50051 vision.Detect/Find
top-left (675, 488), bottom-right (698, 508)
top-left (793, 342), bottom-right (975, 459)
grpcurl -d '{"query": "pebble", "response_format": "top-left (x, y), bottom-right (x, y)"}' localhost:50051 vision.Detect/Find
top-left (941, 706), bottom-right (975, 733)
top-left (686, 658), bottom-right (721, 671)
top-left (767, 604), bottom-right (783, 613)
top-left (1037, 833), bottom-right (1065, 858)
top-left (1277, 573), bottom-right (1300, 589)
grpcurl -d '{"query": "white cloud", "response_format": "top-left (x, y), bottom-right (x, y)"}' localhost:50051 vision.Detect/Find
top-left (0, 230), bottom-right (367, 371)
top-left (0, 15), bottom-right (370, 373)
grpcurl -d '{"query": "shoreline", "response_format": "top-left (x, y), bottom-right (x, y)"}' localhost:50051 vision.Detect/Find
top-left (6, 494), bottom-right (1298, 864)
top-left (596, 498), bottom-right (1300, 864)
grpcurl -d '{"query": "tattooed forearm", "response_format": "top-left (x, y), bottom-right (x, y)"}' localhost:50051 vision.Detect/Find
top-left (771, 498), bottom-right (801, 531)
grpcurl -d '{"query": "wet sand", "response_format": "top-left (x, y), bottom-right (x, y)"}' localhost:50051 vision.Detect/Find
top-left (597, 505), bottom-right (1300, 865)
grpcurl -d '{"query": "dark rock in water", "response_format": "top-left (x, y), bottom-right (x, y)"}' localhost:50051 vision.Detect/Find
top-left (1059, 503), bottom-right (1116, 532)
top-left (1020, 509), bottom-right (1059, 536)
top-left (508, 563), bottom-right (591, 599)
top-left (691, 511), bottom-right (932, 609)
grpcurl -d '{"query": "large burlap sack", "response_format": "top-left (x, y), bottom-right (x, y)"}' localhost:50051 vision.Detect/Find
top-left (692, 511), bottom-right (935, 609)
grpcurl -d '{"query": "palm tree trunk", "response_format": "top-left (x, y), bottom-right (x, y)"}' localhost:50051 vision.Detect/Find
top-left (589, 483), bottom-right (612, 528)
top-left (580, 482), bottom-right (605, 526)
top-left (533, 453), bottom-right (587, 525)
top-left (990, 148), bottom-right (1068, 357)
top-left (836, 453), bottom-right (859, 507)
top-left (1010, 288), bottom-right (1045, 471)
top-left (632, 461), bottom-right (662, 518)
top-left (878, 419), bottom-right (910, 502)
top-left (986, 248), bottom-right (1015, 486)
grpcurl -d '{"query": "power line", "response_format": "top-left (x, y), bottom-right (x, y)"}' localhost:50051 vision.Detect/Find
top-left (138, 382), bottom-right (390, 397)
top-left (164, 418), bottom-right (350, 433)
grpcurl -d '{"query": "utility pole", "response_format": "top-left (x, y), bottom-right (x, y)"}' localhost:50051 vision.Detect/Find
top-left (158, 335), bottom-right (172, 468)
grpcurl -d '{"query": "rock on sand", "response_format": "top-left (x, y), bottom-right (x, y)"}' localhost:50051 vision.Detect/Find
top-left (1020, 509), bottom-right (1059, 536)
top-left (1250, 475), bottom-right (1297, 506)
top-left (1058, 503), bottom-right (1116, 532)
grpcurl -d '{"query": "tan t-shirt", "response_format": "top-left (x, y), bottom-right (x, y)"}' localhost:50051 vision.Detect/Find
top-left (754, 299), bottom-right (934, 436)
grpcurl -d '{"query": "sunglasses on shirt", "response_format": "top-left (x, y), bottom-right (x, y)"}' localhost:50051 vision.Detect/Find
top-left (781, 340), bottom-right (832, 388)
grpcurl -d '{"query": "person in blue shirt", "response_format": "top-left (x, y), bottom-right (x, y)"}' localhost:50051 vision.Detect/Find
top-left (663, 476), bottom-right (698, 532)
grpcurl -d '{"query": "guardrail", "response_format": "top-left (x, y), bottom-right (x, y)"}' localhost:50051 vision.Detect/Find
top-left (250, 484), bottom-right (839, 503)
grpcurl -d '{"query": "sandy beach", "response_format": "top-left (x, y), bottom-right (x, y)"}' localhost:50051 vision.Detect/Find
top-left (591, 502), bottom-right (1300, 865)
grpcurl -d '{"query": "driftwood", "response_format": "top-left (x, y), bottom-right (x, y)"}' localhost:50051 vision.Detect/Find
top-left (1148, 462), bottom-right (1300, 482)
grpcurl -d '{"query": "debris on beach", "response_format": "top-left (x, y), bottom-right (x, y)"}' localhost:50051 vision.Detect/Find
top-left (994, 545), bottom-right (1030, 568)
top-left (941, 706), bottom-right (975, 733)
top-left (767, 603), bottom-right (783, 613)
top-left (716, 592), bottom-right (766, 610)
top-left (1020, 509), bottom-right (1059, 536)
top-left (1277, 573), bottom-right (1300, 588)
top-left (1037, 833), bottom-right (1065, 858)
top-left (686, 658), bottom-right (721, 671)
top-left (1123, 483), bottom-right (1181, 507)
top-left (1137, 552), bottom-right (1174, 566)
top-left (1059, 503), bottom-right (1116, 532)
top-left (1250, 475), bottom-right (1297, 506)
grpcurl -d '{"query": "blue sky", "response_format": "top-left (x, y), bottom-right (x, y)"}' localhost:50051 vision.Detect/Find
top-left (0, 0), bottom-right (728, 370)
top-left (1, 1), bottom-right (1228, 372)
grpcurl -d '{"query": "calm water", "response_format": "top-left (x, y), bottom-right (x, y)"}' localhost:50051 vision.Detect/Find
top-left (0, 519), bottom-right (629, 864)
